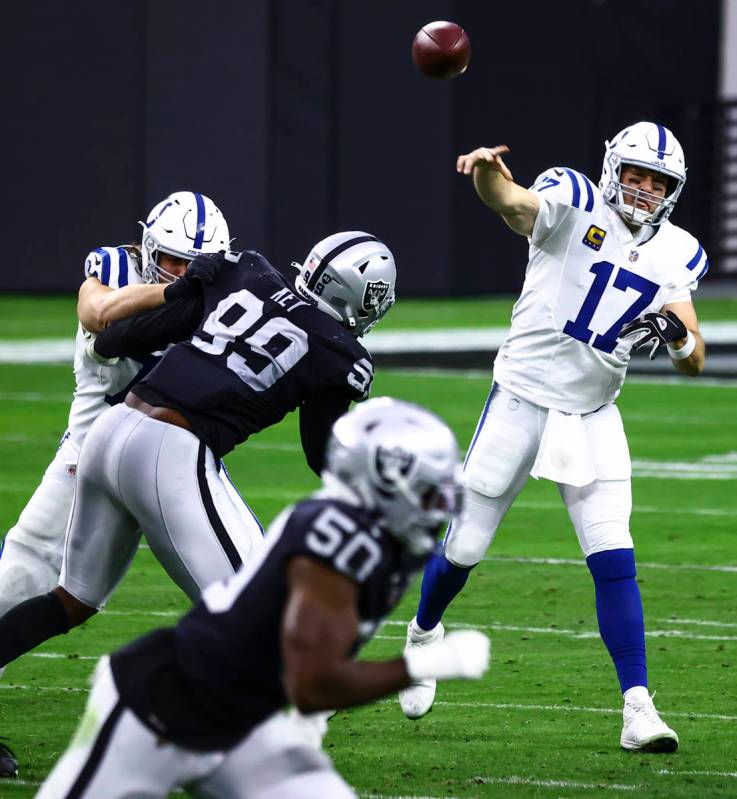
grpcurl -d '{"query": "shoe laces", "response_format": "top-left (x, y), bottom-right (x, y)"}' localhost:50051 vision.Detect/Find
top-left (626, 694), bottom-right (662, 725)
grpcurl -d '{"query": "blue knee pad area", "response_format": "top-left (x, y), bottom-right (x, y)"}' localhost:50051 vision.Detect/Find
top-left (586, 548), bottom-right (647, 693)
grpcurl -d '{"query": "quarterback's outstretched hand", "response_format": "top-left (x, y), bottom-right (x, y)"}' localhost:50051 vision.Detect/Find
top-left (457, 145), bottom-right (513, 181)
top-left (404, 629), bottom-right (490, 682)
top-left (164, 252), bottom-right (225, 302)
top-left (619, 310), bottom-right (688, 360)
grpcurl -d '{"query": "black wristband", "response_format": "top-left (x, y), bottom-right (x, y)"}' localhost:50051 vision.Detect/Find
top-left (163, 277), bottom-right (198, 303)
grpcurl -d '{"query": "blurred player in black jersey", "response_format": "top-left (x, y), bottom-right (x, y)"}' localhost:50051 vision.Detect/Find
top-left (35, 399), bottom-right (491, 799)
top-left (0, 232), bottom-right (397, 670)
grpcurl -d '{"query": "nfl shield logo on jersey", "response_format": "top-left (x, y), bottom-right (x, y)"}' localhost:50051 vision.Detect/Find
top-left (363, 280), bottom-right (390, 311)
top-left (629, 250), bottom-right (639, 262)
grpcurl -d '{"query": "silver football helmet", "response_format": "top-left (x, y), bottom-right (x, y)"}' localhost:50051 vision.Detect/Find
top-left (139, 191), bottom-right (230, 283)
top-left (600, 121), bottom-right (686, 227)
top-left (293, 231), bottom-right (396, 337)
top-left (323, 397), bottom-right (463, 555)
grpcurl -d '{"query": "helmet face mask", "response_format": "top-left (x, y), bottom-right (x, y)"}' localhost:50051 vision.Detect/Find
top-left (324, 398), bottom-right (463, 556)
top-left (139, 191), bottom-right (230, 284)
top-left (293, 231), bottom-right (397, 337)
top-left (599, 122), bottom-right (686, 228)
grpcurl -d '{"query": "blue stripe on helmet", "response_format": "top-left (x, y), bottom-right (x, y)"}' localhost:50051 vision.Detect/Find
top-left (685, 244), bottom-right (704, 271)
top-left (696, 259), bottom-right (709, 281)
top-left (193, 193), bottom-right (206, 249)
top-left (116, 247), bottom-right (129, 287)
top-left (98, 248), bottom-right (111, 285)
top-left (656, 124), bottom-right (667, 159)
top-left (580, 173), bottom-right (595, 212)
top-left (564, 169), bottom-right (581, 208)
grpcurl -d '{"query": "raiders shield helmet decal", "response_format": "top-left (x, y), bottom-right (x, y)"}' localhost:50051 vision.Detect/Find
top-left (363, 280), bottom-right (390, 311)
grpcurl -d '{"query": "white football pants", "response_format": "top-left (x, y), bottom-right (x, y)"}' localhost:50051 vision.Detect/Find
top-left (445, 383), bottom-right (634, 567)
top-left (36, 657), bottom-right (356, 799)
top-left (49, 403), bottom-right (262, 608)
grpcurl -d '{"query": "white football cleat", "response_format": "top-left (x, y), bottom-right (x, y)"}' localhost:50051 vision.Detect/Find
top-left (398, 617), bottom-right (444, 719)
top-left (620, 687), bottom-right (679, 753)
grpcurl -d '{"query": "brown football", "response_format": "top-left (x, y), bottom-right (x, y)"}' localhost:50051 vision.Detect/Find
top-left (412, 21), bottom-right (471, 79)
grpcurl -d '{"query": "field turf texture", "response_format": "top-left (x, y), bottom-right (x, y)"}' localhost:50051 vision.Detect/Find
top-left (0, 296), bottom-right (735, 798)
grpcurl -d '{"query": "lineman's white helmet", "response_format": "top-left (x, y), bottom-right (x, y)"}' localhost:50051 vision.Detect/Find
top-left (600, 121), bottom-right (686, 227)
top-left (293, 231), bottom-right (396, 337)
top-left (140, 191), bottom-right (230, 283)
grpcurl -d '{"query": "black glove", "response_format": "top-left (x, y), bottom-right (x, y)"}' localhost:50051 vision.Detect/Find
top-left (163, 252), bottom-right (225, 302)
top-left (619, 310), bottom-right (687, 360)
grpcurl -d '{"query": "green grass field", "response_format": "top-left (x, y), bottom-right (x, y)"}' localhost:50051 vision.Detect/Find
top-left (0, 298), bottom-right (735, 798)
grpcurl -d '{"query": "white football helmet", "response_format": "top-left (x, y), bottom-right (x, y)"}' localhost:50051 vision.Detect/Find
top-left (600, 121), bottom-right (686, 227)
top-left (293, 231), bottom-right (396, 337)
top-left (139, 191), bottom-right (230, 283)
top-left (324, 397), bottom-right (463, 555)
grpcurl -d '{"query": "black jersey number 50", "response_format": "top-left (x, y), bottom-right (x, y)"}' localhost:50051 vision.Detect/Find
top-left (306, 506), bottom-right (381, 582)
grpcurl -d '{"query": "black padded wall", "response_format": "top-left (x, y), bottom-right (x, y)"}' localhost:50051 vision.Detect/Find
top-left (2, 0), bottom-right (721, 294)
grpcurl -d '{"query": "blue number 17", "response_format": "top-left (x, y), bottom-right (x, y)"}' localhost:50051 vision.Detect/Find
top-left (563, 261), bottom-right (660, 353)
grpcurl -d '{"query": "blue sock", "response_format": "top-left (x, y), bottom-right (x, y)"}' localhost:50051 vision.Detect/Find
top-left (586, 548), bottom-right (647, 693)
top-left (416, 552), bottom-right (473, 631)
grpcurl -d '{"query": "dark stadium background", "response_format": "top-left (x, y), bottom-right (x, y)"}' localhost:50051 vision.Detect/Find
top-left (2, 0), bottom-right (731, 295)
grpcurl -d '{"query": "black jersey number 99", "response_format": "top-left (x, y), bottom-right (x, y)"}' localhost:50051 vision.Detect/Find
top-left (306, 506), bottom-right (382, 582)
top-left (192, 289), bottom-right (309, 391)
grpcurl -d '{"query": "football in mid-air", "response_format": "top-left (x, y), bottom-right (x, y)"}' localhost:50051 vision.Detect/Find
top-left (412, 21), bottom-right (471, 79)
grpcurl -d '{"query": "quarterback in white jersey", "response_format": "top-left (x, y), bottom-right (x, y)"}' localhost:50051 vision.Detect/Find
top-left (400, 122), bottom-right (705, 753)
top-left (0, 192), bottom-right (261, 777)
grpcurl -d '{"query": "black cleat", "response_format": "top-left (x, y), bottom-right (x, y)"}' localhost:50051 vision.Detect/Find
top-left (0, 740), bottom-right (18, 778)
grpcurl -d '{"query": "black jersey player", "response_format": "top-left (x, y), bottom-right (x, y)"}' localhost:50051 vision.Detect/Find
top-left (35, 399), bottom-right (491, 799)
top-left (0, 232), bottom-right (397, 669)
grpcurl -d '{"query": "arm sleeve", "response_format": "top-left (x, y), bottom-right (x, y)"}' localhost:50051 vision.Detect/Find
top-left (299, 390), bottom-right (354, 475)
top-left (94, 297), bottom-right (204, 360)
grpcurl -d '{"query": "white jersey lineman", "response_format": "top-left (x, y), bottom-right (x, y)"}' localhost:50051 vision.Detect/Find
top-left (0, 246), bottom-right (262, 620)
top-left (493, 166), bottom-right (707, 414)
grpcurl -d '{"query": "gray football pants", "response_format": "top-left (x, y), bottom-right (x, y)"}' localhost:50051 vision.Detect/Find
top-left (60, 404), bottom-right (260, 608)
top-left (36, 657), bottom-right (356, 799)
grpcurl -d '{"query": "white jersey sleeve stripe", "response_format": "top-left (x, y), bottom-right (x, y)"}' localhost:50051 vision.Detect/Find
top-left (685, 243), bottom-right (705, 272)
top-left (116, 247), bottom-right (129, 287)
top-left (579, 173), bottom-right (596, 212)
top-left (96, 248), bottom-right (112, 285)
top-left (563, 169), bottom-right (581, 208)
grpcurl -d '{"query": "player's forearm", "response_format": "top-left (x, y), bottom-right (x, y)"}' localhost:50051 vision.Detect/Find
top-left (670, 331), bottom-right (705, 376)
top-left (78, 283), bottom-right (167, 333)
top-left (472, 167), bottom-right (537, 236)
top-left (94, 285), bottom-right (167, 328)
top-left (286, 658), bottom-right (411, 713)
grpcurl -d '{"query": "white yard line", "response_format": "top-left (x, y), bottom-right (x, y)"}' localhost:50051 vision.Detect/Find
top-left (486, 555), bottom-right (737, 574)
top-left (378, 619), bottom-right (737, 643)
top-left (471, 775), bottom-right (640, 791)
top-left (5, 681), bottom-right (736, 722)
top-left (657, 769), bottom-right (737, 779)
top-left (362, 795), bottom-right (459, 799)
top-left (0, 391), bottom-right (71, 403)
top-left (427, 701), bottom-right (737, 723)
top-left (654, 617), bottom-right (737, 629)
